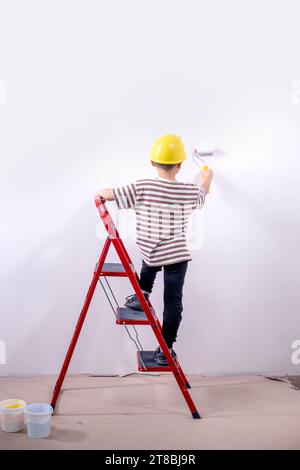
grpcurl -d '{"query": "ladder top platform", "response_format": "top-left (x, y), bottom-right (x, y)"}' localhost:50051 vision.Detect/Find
top-left (97, 262), bottom-right (135, 277)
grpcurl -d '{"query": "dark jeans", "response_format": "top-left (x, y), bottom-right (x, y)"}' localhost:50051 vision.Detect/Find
top-left (139, 259), bottom-right (189, 349)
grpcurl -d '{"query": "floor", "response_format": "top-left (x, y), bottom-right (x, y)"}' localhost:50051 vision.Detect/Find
top-left (1, 373), bottom-right (300, 450)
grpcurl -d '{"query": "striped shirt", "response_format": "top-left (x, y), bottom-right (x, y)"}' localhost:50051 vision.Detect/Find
top-left (112, 177), bottom-right (206, 266)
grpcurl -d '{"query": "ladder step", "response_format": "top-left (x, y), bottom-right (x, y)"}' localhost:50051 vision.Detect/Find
top-left (98, 262), bottom-right (134, 277)
top-left (137, 350), bottom-right (177, 372)
top-left (116, 307), bottom-right (153, 325)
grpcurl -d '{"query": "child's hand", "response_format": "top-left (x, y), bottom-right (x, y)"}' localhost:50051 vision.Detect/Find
top-left (201, 168), bottom-right (214, 181)
top-left (95, 191), bottom-right (106, 201)
top-left (200, 169), bottom-right (214, 194)
top-left (94, 188), bottom-right (114, 202)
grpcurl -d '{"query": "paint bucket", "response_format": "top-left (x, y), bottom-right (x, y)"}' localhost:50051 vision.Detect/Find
top-left (0, 399), bottom-right (26, 432)
top-left (24, 403), bottom-right (53, 439)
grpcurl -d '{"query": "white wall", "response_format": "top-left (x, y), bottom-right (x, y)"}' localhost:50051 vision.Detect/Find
top-left (1, 0), bottom-right (300, 377)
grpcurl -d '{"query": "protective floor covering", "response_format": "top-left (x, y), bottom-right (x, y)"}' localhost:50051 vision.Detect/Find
top-left (1, 374), bottom-right (300, 450)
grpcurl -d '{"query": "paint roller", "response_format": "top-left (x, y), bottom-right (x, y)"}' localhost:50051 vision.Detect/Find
top-left (192, 148), bottom-right (216, 193)
top-left (192, 148), bottom-right (216, 171)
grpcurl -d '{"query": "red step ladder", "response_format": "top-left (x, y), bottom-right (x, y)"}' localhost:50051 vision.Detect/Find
top-left (50, 197), bottom-right (201, 419)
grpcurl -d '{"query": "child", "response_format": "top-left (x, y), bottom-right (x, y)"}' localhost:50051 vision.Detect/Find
top-left (96, 135), bottom-right (213, 365)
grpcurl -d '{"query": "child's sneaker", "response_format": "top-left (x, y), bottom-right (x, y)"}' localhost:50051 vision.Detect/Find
top-left (124, 291), bottom-right (150, 311)
top-left (153, 347), bottom-right (177, 366)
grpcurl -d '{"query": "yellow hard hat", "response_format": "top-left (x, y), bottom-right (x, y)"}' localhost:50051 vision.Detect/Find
top-left (150, 135), bottom-right (187, 165)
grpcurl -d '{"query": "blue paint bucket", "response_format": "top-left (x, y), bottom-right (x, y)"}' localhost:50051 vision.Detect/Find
top-left (24, 403), bottom-right (53, 439)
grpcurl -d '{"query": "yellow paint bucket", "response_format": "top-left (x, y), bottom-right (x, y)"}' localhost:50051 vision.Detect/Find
top-left (0, 399), bottom-right (26, 432)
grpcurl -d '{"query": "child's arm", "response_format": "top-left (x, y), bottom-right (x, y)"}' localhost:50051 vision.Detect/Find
top-left (96, 182), bottom-right (136, 208)
top-left (200, 169), bottom-right (214, 194)
top-left (95, 188), bottom-right (115, 202)
top-left (194, 169), bottom-right (214, 194)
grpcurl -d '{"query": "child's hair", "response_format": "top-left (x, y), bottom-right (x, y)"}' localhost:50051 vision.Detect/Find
top-left (152, 162), bottom-right (181, 171)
